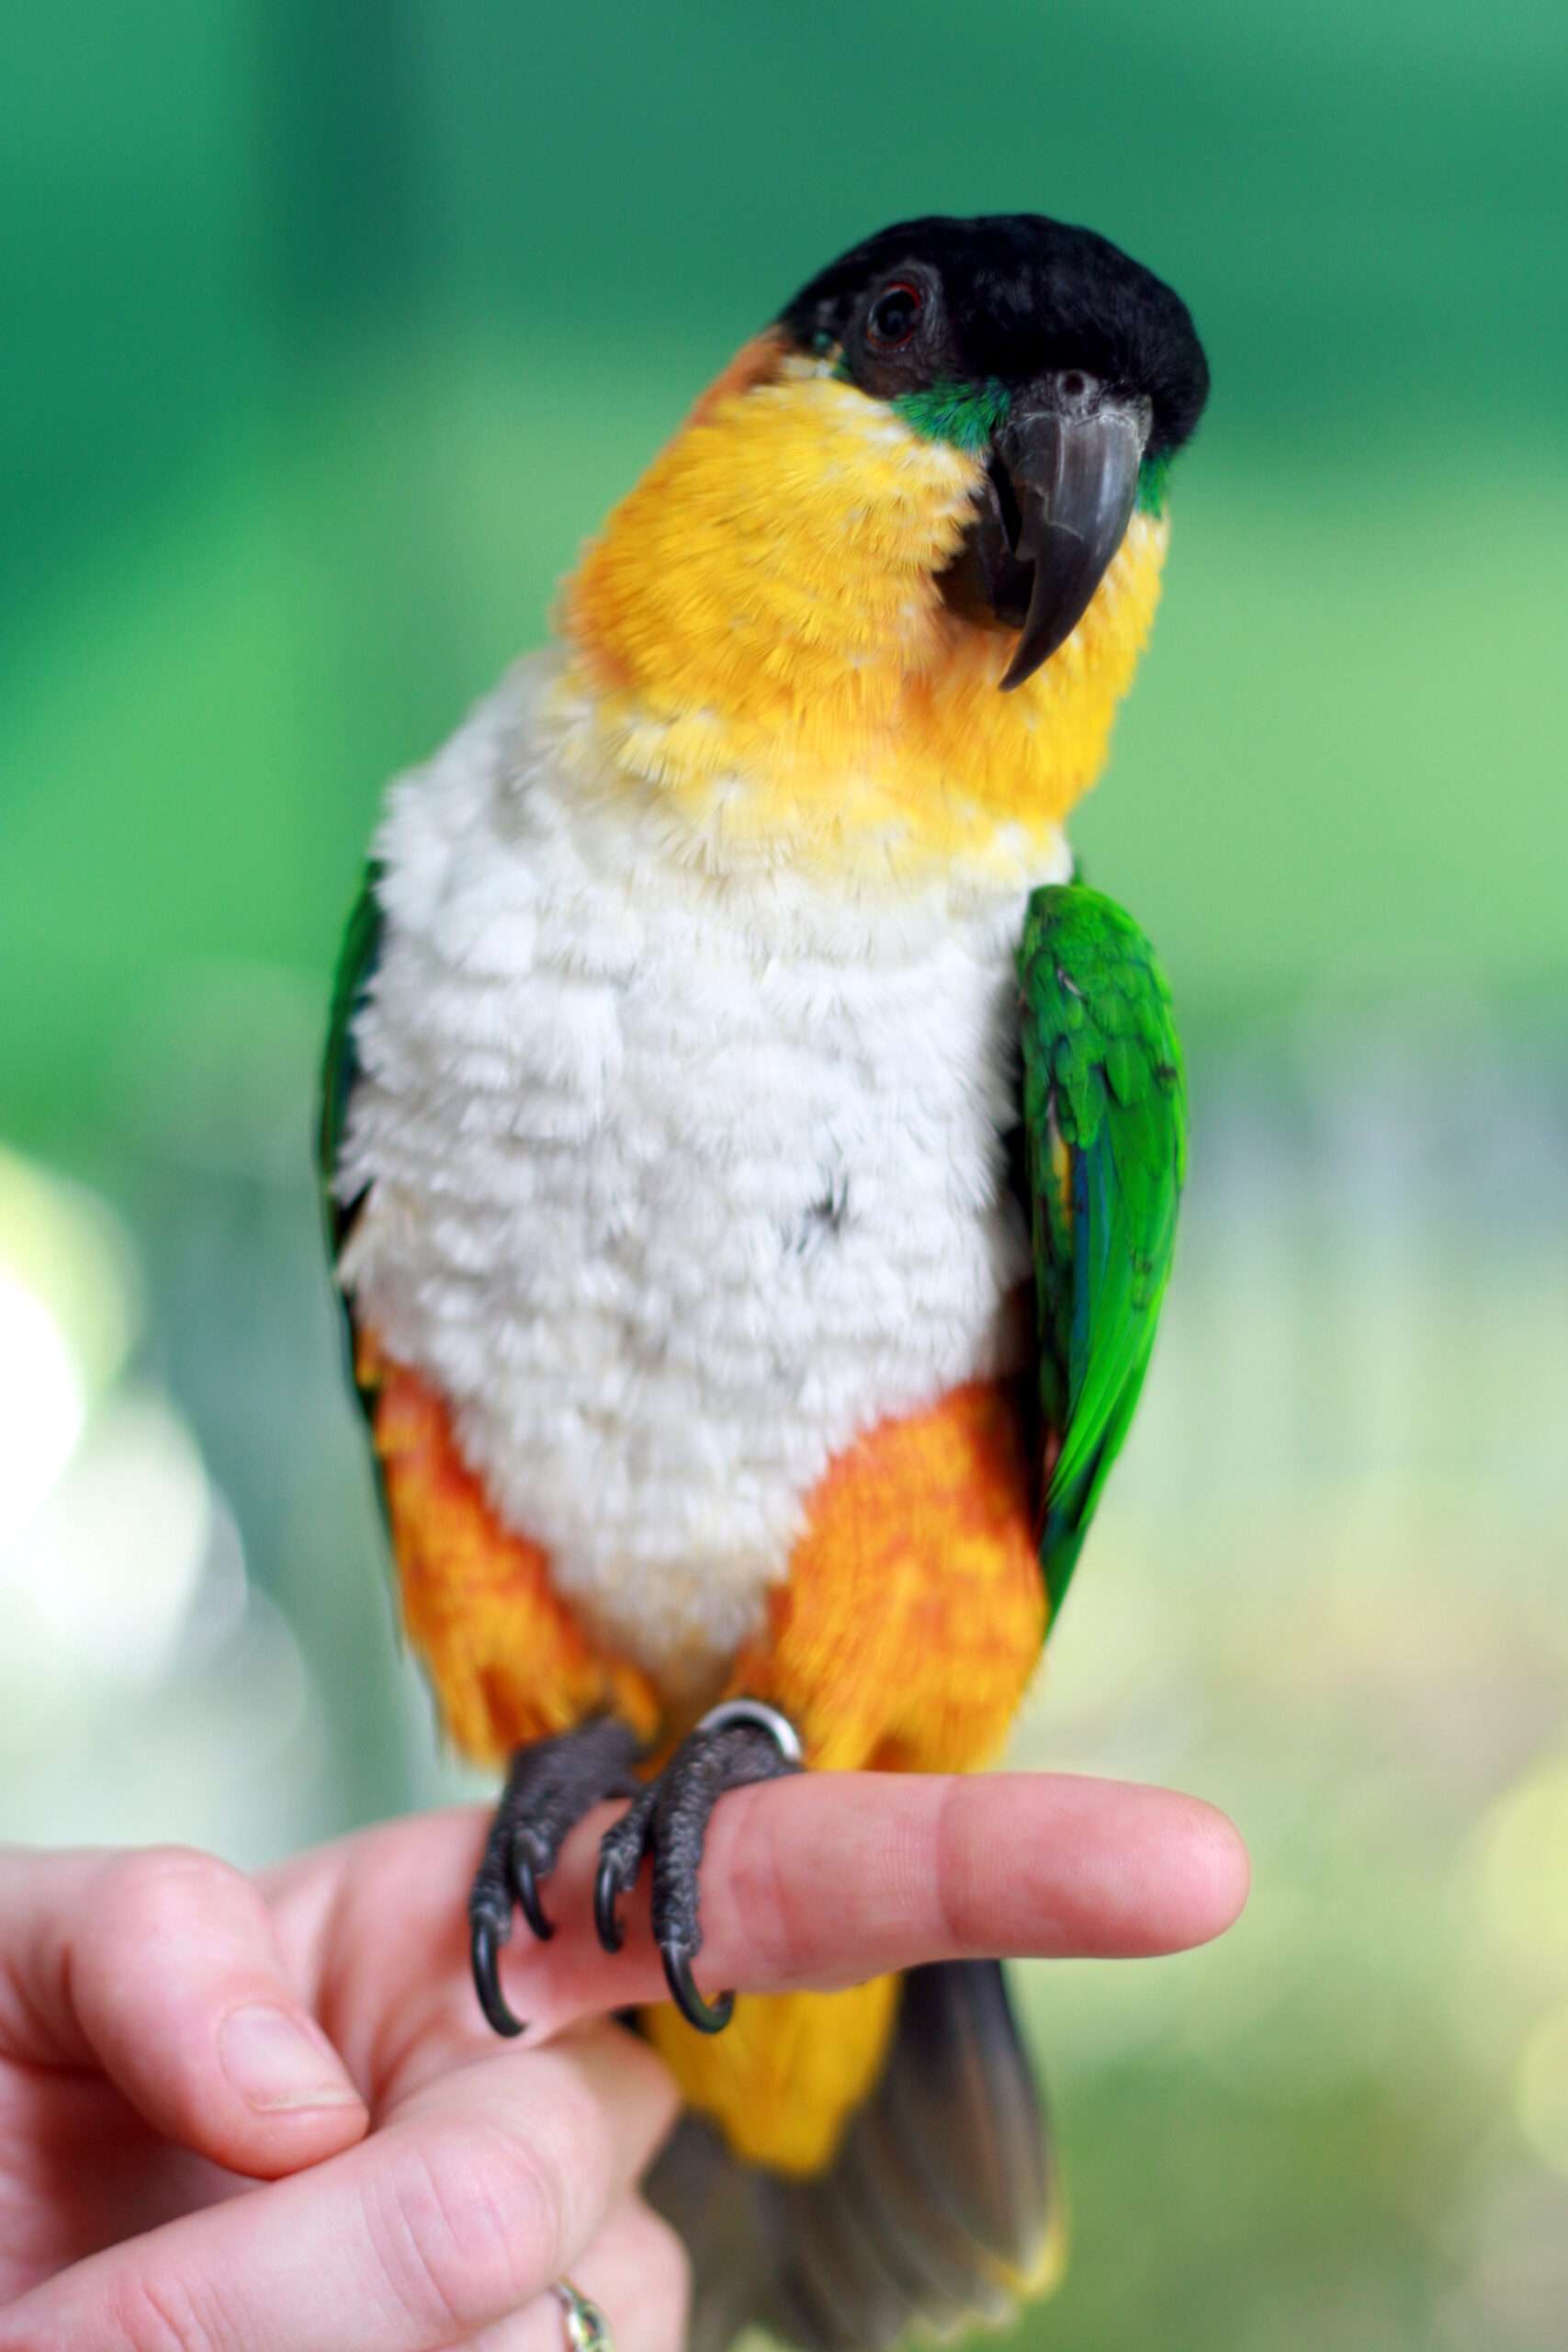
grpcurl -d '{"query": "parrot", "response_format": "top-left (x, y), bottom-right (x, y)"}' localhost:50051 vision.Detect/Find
top-left (320, 210), bottom-right (1205, 2350)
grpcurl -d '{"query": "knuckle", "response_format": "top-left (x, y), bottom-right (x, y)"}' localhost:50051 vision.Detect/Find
top-left (370, 2119), bottom-right (561, 2329)
top-left (94, 1845), bottom-right (242, 1943)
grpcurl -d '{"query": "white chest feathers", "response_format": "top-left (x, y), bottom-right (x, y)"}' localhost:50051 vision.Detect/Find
top-left (337, 655), bottom-right (1061, 1696)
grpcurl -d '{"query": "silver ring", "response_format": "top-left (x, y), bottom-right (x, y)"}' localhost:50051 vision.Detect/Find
top-left (555, 2278), bottom-right (614, 2352)
top-left (694, 1696), bottom-right (804, 1765)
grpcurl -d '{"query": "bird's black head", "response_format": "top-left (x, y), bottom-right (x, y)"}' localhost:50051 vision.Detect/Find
top-left (778, 213), bottom-right (1210, 685)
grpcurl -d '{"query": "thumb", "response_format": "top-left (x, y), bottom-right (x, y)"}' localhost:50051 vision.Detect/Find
top-left (2, 1844), bottom-right (367, 2178)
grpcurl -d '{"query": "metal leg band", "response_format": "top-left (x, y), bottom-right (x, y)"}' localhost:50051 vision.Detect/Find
top-left (692, 1696), bottom-right (804, 1766)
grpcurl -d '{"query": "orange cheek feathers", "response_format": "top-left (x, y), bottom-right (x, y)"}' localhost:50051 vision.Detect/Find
top-left (559, 352), bottom-right (1168, 882)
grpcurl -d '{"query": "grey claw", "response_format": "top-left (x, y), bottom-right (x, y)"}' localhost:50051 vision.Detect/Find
top-left (470, 1913), bottom-right (526, 2038)
top-left (593, 1850), bottom-right (628, 1953)
top-left (661, 1940), bottom-right (734, 2034)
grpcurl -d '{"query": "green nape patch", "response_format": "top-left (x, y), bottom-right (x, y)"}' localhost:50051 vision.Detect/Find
top-left (1136, 451), bottom-right (1171, 517)
top-left (892, 379), bottom-right (1011, 453)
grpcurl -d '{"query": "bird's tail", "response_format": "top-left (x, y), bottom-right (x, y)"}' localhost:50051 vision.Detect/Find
top-left (644, 1960), bottom-right (1063, 2352)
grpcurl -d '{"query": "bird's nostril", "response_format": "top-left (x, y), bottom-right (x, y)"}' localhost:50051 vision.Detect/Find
top-left (1056, 368), bottom-right (1105, 413)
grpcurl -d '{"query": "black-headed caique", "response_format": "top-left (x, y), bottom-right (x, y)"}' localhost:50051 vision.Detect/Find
top-left (321, 211), bottom-right (1207, 2350)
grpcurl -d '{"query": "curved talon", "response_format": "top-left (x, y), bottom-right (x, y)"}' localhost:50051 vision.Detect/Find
top-left (593, 1853), bottom-right (627, 1954)
top-left (510, 1836), bottom-right (556, 1942)
top-left (470, 1915), bottom-right (526, 2039)
top-left (661, 1941), bottom-right (734, 2034)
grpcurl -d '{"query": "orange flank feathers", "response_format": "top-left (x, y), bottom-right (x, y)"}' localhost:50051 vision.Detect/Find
top-left (732, 1376), bottom-right (1045, 1777)
top-left (362, 1338), bottom-right (660, 1762)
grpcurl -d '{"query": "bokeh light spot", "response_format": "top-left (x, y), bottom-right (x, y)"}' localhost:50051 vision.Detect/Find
top-left (1515, 2004), bottom-right (1568, 2177)
top-left (0, 1266), bottom-right (86, 1555)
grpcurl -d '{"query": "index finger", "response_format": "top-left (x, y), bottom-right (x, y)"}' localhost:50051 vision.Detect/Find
top-left (518, 1770), bottom-right (1250, 2029)
top-left (275, 1771), bottom-right (1247, 2072)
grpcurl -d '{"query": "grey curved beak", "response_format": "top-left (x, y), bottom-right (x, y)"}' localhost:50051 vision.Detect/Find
top-left (994, 389), bottom-right (1150, 690)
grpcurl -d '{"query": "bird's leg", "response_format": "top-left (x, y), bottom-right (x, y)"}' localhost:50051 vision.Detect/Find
top-left (469, 1714), bottom-right (641, 2037)
top-left (593, 1698), bottom-right (803, 2033)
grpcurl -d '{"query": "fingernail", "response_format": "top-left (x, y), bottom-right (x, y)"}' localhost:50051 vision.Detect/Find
top-left (220, 2004), bottom-right (363, 2114)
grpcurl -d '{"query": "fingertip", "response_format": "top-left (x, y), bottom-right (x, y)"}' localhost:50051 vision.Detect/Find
top-left (975, 1774), bottom-right (1250, 1962)
top-left (1178, 1798), bottom-right (1251, 1946)
top-left (1121, 1787), bottom-right (1251, 1956)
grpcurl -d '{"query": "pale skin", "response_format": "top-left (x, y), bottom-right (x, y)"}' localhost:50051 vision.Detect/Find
top-left (0, 1772), bottom-right (1247, 2351)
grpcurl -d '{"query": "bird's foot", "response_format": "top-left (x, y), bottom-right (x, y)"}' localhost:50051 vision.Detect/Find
top-left (469, 1715), bottom-right (640, 2037)
top-left (593, 1699), bottom-right (803, 2033)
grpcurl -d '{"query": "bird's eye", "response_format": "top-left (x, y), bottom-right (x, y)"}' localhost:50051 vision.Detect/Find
top-left (865, 281), bottom-right (924, 351)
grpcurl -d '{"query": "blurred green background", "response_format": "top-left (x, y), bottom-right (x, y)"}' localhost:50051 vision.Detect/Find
top-left (3, 4), bottom-right (1566, 2346)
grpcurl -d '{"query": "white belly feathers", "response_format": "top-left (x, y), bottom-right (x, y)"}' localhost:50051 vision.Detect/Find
top-left (336, 654), bottom-right (1063, 1694)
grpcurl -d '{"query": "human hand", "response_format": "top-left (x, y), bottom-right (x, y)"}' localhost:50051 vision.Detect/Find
top-left (0, 1771), bottom-right (1247, 2349)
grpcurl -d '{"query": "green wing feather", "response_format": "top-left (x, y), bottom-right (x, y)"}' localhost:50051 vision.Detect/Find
top-left (317, 860), bottom-right (385, 1424)
top-left (1017, 884), bottom-right (1186, 1621)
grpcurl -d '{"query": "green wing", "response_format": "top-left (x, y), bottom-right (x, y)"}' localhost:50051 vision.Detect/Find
top-left (317, 860), bottom-right (385, 1421)
top-left (1017, 883), bottom-right (1186, 1622)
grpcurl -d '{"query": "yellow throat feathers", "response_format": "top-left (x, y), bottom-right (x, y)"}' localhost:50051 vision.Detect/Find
top-left (559, 334), bottom-right (1168, 887)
